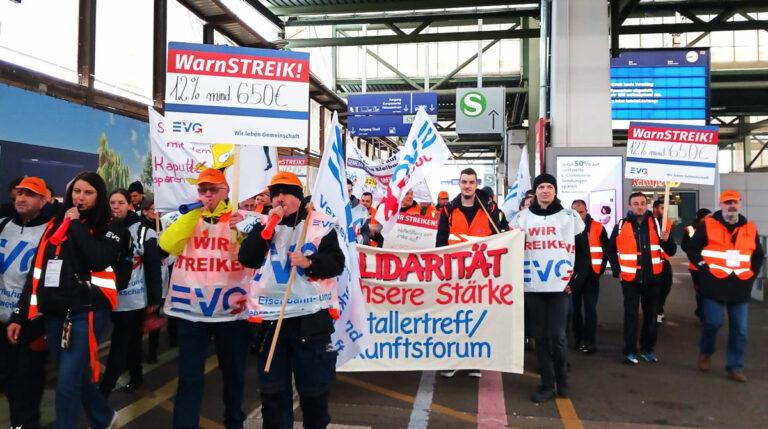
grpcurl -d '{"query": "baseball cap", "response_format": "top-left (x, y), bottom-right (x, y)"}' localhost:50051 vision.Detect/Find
top-left (15, 176), bottom-right (47, 197)
top-left (269, 172), bottom-right (303, 188)
top-left (197, 168), bottom-right (227, 185)
top-left (719, 190), bottom-right (741, 203)
top-left (438, 191), bottom-right (449, 199)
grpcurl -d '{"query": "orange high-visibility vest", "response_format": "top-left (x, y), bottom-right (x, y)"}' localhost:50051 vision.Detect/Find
top-left (448, 207), bottom-right (492, 244)
top-left (28, 219), bottom-right (118, 383)
top-left (685, 225), bottom-right (697, 271)
top-left (615, 217), bottom-right (664, 282)
top-left (587, 221), bottom-right (604, 275)
top-left (700, 217), bottom-right (757, 280)
top-left (400, 204), bottom-right (421, 215)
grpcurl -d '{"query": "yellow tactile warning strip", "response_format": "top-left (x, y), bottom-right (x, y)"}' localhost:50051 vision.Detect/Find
top-left (555, 397), bottom-right (584, 429)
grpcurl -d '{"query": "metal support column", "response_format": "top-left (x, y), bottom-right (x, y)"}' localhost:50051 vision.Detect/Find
top-left (523, 17), bottom-right (540, 176)
top-left (77, 0), bottom-right (97, 100)
top-left (152, 0), bottom-right (167, 111)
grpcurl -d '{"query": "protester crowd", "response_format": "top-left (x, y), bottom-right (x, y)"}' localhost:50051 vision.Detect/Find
top-left (0, 167), bottom-right (763, 428)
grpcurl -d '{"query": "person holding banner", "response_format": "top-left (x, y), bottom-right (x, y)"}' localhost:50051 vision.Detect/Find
top-left (437, 168), bottom-right (507, 378)
top-left (652, 199), bottom-right (675, 326)
top-left (8, 172), bottom-right (124, 429)
top-left (512, 174), bottom-right (584, 402)
top-left (239, 171), bottom-right (345, 429)
top-left (606, 192), bottom-right (676, 366)
top-left (159, 168), bottom-right (255, 429)
top-left (399, 189), bottom-right (422, 215)
top-left (685, 190), bottom-right (764, 382)
top-left (436, 168), bottom-right (507, 248)
top-left (569, 200), bottom-right (608, 354)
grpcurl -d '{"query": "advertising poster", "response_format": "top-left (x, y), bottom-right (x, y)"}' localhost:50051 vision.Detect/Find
top-left (556, 156), bottom-right (623, 230)
top-left (341, 231), bottom-right (525, 373)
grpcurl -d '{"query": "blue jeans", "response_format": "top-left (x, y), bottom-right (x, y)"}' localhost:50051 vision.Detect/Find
top-left (255, 315), bottom-right (337, 429)
top-left (699, 298), bottom-right (748, 371)
top-left (172, 317), bottom-right (250, 429)
top-left (46, 310), bottom-right (114, 429)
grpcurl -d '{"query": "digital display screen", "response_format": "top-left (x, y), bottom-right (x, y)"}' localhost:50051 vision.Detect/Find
top-left (611, 49), bottom-right (710, 129)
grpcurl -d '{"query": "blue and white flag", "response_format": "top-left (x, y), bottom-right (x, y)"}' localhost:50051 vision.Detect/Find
top-left (374, 108), bottom-right (451, 234)
top-left (311, 111), bottom-right (369, 367)
top-left (502, 148), bottom-right (531, 219)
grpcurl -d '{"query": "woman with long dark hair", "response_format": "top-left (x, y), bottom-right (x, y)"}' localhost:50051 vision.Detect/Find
top-left (512, 174), bottom-right (584, 402)
top-left (100, 189), bottom-right (162, 397)
top-left (7, 171), bottom-right (125, 428)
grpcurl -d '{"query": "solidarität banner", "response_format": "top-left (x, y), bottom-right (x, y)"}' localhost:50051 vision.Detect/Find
top-left (341, 231), bottom-right (525, 373)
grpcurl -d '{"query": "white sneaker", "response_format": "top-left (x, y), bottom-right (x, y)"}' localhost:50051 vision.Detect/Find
top-left (468, 370), bottom-right (482, 378)
top-left (656, 314), bottom-right (665, 325)
top-left (440, 369), bottom-right (458, 377)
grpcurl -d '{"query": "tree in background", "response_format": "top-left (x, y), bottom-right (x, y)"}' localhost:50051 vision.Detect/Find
top-left (97, 133), bottom-right (130, 191)
top-left (141, 151), bottom-right (154, 194)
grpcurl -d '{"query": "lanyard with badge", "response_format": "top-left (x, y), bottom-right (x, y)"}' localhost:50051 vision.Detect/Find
top-left (41, 224), bottom-right (73, 349)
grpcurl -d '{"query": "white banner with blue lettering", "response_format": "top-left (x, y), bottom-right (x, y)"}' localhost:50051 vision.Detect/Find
top-left (311, 111), bottom-right (370, 368)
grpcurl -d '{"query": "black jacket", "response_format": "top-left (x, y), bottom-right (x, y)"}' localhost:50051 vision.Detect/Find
top-left (685, 210), bottom-right (764, 303)
top-left (606, 211), bottom-right (677, 286)
top-left (436, 188), bottom-right (508, 247)
top-left (12, 215), bottom-right (126, 321)
top-left (569, 214), bottom-right (608, 289)
top-left (238, 205), bottom-right (345, 279)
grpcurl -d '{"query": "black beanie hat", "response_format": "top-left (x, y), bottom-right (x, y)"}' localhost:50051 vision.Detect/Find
top-left (532, 173), bottom-right (557, 192)
top-left (128, 180), bottom-right (144, 194)
top-left (269, 183), bottom-right (304, 202)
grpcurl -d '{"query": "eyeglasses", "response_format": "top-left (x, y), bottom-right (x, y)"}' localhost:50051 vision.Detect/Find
top-left (197, 186), bottom-right (226, 195)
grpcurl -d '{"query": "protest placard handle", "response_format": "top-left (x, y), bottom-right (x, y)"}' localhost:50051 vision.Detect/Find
top-left (475, 194), bottom-right (501, 235)
top-left (661, 182), bottom-right (670, 239)
top-left (230, 145), bottom-right (242, 245)
top-left (155, 211), bottom-right (162, 236)
top-left (264, 202), bottom-right (314, 373)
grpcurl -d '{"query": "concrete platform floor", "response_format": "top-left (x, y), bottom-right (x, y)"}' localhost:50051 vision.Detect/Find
top-left (2, 252), bottom-right (766, 428)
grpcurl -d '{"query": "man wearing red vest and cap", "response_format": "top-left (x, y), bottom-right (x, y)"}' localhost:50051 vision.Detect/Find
top-left (569, 199), bottom-right (608, 354)
top-left (239, 171), bottom-right (344, 428)
top-left (685, 190), bottom-right (764, 382)
top-left (606, 191), bottom-right (677, 365)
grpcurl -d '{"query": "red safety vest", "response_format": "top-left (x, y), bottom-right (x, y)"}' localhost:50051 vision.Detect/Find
top-left (615, 217), bottom-right (664, 282)
top-left (29, 219), bottom-right (118, 382)
top-left (448, 207), bottom-right (492, 244)
top-left (587, 221), bottom-right (604, 275)
top-left (700, 217), bottom-right (757, 280)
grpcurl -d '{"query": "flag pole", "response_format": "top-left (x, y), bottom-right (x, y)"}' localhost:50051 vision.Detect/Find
top-left (230, 146), bottom-right (242, 245)
top-left (475, 194), bottom-right (501, 234)
top-left (264, 202), bottom-right (314, 373)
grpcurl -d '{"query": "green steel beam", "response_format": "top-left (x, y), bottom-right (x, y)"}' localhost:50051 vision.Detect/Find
top-left (269, 0), bottom-right (537, 16)
top-left (284, 8), bottom-right (539, 27)
top-left (285, 28), bottom-right (539, 48)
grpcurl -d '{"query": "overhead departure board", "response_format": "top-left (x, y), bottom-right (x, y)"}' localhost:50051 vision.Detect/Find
top-left (610, 49), bottom-right (710, 129)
